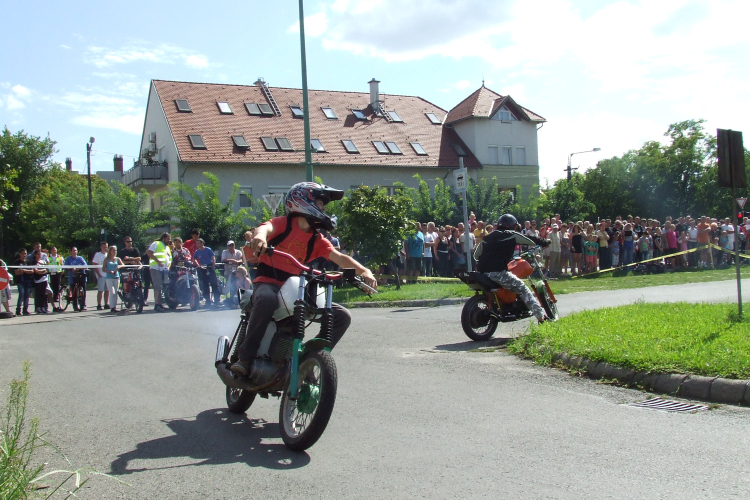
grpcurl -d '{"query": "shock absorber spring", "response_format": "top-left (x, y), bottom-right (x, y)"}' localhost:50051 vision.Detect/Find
top-left (319, 308), bottom-right (333, 343)
top-left (293, 301), bottom-right (306, 340)
top-left (230, 316), bottom-right (248, 363)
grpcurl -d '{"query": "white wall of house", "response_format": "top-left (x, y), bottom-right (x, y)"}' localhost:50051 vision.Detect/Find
top-left (139, 82), bottom-right (180, 183)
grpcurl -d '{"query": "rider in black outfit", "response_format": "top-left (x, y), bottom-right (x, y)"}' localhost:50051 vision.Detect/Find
top-left (476, 214), bottom-right (551, 323)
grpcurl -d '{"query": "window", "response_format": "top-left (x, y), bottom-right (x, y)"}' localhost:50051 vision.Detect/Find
top-left (425, 112), bottom-right (442, 125)
top-left (488, 146), bottom-right (499, 164)
top-left (502, 146), bottom-right (512, 165)
top-left (385, 141), bottom-right (402, 154)
top-left (410, 142), bottom-right (427, 156)
top-left (217, 101), bottom-right (232, 114)
top-left (372, 141), bottom-right (389, 154)
top-left (258, 103), bottom-right (274, 115)
top-left (261, 137), bottom-right (278, 151)
top-left (516, 147), bottom-right (526, 166)
top-left (499, 106), bottom-right (518, 121)
top-left (311, 139), bottom-right (325, 152)
top-left (239, 187), bottom-right (252, 209)
top-left (351, 109), bottom-right (367, 120)
top-left (321, 107), bottom-right (337, 119)
top-left (276, 137), bottom-right (293, 151)
top-left (451, 143), bottom-right (467, 157)
top-left (232, 135), bottom-right (249, 149)
top-left (498, 187), bottom-right (516, 201)
top-left (290, 105), bottom-right (304, 118)
top-left (188, 134), bottom-right (205, 149)
top-left (387, 111), bottom-right (403, 122)
top-left (342, 140), bottom-right (359, 153)
top-left (245, 103), bottom-right (261, 115)
top-left (175, 99), bottom-right (191, 112)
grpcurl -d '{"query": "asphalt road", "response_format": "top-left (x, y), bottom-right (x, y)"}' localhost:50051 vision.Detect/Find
top-left (1, 280), bottom-right (749, 499)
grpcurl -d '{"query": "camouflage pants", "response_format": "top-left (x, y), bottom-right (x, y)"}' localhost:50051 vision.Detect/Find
top-left (485, 271), bottom-right (546, 321)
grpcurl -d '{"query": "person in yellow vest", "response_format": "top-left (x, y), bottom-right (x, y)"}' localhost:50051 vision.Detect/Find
top-left (146, 232), bottom-right (172, 312)
top-left (48, 247), bottom-right (64, 312)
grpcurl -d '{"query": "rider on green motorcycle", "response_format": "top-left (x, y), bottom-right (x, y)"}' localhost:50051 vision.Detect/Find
top-left (230, 182), bottom-right (377, 377)
top-left (475, 214), bottom-right (551, 323)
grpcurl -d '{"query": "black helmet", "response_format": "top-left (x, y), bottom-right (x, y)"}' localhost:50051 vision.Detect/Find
top-left (497, 214), bottom-right (517, 230)
top-left (284, 182), bottom-right (344, 231)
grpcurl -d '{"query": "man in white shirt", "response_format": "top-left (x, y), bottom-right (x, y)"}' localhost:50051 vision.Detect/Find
top-left (459, 226), bottom-right (475, 267)
top-left (221, 240), bottom-right (243, 306)
top-left (722, 218), bottom-right (735, 264)
top-left (422, 222), bottom-right (438, 277)
top-left (91, 241), bottom-right (109, 310)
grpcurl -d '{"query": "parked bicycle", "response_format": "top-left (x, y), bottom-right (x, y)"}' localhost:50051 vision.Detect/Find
top-left (54, 270), bottom-right (87, 312)
top-left (119, 268), bottom-right (145, 313)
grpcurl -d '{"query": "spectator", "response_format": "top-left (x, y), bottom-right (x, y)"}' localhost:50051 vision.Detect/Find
top-left (548, 224), bottom-right (561, 277)
top-left (448, 227), bottom-right (464, 270)
top-left (102, 245), bottom-right (124, 312)
top-left (622, 224), bottom-right (635, 266)
top-left (194, 238), bottom-right (220, 306)
top-left (141, 249), bottom-right (151, 305)
top-left (678, 230), bottom-right (689, 268)
top-left (459, 222), bottom-right (476, 268)
top-left (64, 247), bottom-right (88, 312)
top-left (235, 266), bottom-right (252, 293)
top-left (242, 229), bottom-right (260, 280)
top-left (13, 249), bottom-right (33, 316)
top-left (146, 232), bottom-right (172, 312)
top-left (664, 222), bottom-right (679, 268)
top-left (48, 246), bottom-right (64, 311)
top-left (25, 242), bottom-right (48, 265)
top-left (171, 237), bottom-right (192, 268)
top-left (422, 222), bottom-right (437, 277)
top-left (688, 220), bottom-right (699, 267)
top-left (637, 231), bottom-right (651, 263)
top-left (120, 236), bottom-right (142, 267)
top-left (584, 228), bottom-right (598, 274)
top-left (560, 223), bottom-right (571, 275)
top-left (0, 257), bottom-right (12, 315)
top-left (474, 221), bottom-right (488, 244)
top-left (570, 223), bottom-right (584, 276)
top-left (184, 229), bottom-right (200, 256)
top-left (404, 222), bottom-right (424, 280)
top-left (596, 223), bottom-right (609, 270)
top-left (92, 241), bottom-right (109, 310)
top-left (31, 249), bottom-right (49, 314)
top-left (435, 226), bottom-right (451, 277)
top-left (221, 240), bottom-right (243, 305)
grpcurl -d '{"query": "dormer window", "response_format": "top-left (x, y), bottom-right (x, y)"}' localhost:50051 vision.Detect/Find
top-left (499, 106), bottom-right (518, 121)
top-left (188, 134), bottom-right (205, 149)
top-left (351, 109), bottom-right (367, 121)
top-left (217, 101), bottom-right (232, 114)
top-left (321, 107), bottom-right (337, 119)
top-left (290, 105), bottom-right (304, 118)
top-left (387, 111), bottom-right (403, 123)
top-left (175, 99), bottom-right (191, 112)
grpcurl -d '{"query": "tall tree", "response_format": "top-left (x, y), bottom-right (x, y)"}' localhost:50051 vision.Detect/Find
top-left (543, 174), bottom-right (596, 221)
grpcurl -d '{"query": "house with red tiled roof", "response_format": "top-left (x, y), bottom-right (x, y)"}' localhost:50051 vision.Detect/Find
top-left (121, 78), bottom-right (543, 212)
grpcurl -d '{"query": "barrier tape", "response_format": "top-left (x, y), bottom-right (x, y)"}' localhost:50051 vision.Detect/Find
top-left (372, 274), bottom-right (461, 283)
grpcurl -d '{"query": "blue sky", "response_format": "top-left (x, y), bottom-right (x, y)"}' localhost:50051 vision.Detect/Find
top-left (2, 0), bottom-right (748, 186)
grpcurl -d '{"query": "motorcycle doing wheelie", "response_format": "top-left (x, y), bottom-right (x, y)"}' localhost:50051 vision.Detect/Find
top-left (119, 267), bottom-right (145, 313)
top-left (214, 247), bottom-right (375, 451)
top-left (455, 245), bottom-right (558, 341)
top-left (165, 262), bottom-right (201, 310)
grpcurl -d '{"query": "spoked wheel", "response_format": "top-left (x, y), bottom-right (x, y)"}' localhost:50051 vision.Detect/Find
top-left (226, 386), bottom-right (256, 414)
top-left (279, 349), bottom-right (337, 452)
top-left (135, 288), bottom-right (144, 314)
top-left (165, 288), bottom-right (178, 310)
top-left (190, 285), bottom-right (200, 311)
top-left (539, 283), bottom-right (559, 321)
top-left (56, 286), bottom-right (69, 312)
top-left (461, 294), bottom-right (498, 341)
top-left (76, 287), bottom-right (86, 311)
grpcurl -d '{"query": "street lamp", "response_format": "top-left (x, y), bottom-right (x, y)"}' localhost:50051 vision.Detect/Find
top-left (566, 148), bottom-right (600, 181)
top-left (86, 137), bottom-right (95, 228)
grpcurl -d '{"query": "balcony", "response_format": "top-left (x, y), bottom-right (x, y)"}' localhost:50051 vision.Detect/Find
top-left (122, 161), bottom-right (168, 189)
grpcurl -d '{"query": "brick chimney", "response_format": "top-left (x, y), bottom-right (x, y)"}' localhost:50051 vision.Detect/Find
top-left (113, 155), bottom-right (124, 173)
top-left (368, 78), bottom-right (380, 109)
top-left (65, 158), bottom-right (72, 171)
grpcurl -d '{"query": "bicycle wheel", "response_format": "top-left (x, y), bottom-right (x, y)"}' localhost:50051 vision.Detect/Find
top-left (76, 285), bottom-right (86, 311)
top-left (56, 285), bottom-right (69, 312)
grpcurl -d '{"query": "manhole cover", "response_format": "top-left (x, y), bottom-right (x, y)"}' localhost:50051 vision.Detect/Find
top-left (629, 397), bottom-right (708, 413)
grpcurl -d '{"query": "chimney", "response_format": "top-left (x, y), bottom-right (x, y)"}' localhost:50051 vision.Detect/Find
top-left (113, 155), bottom-right (124, 173)
top-left (65, 158), bottom-right (72, 171)
top-left (368, 78), bottom-right (380, 109)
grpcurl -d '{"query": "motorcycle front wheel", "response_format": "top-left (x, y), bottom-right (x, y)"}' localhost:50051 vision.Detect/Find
top-left (226, 386), bottom-right (256, 414)
top-left (539, 283), bottom-right (559, 321)
top-left (190, 284), bottom-right (200, 310)
top-left (279, 349), bottom-right (337, 452)
top-left (461, 294), bottom-right (498, 341)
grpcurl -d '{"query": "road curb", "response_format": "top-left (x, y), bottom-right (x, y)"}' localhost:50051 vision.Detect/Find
top-left (342, 297), bottom-right (469, 309)
top-left (548, 350), bottom-right (748, 406)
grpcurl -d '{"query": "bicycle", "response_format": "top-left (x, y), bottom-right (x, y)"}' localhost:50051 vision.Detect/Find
top-left (54, 271), bottom-right (87, 312)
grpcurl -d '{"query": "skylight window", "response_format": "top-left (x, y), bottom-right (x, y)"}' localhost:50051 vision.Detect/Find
top-left (342, 140), bottom-right (359, 153)
top-left (321, 107), bottom-right (337, 119)
top-left (245, 103), bottom-right (261, 115)
top-left (188, 134), bottom-right (205, 149)
top-left (385, 142), bottom-right (402, 154)
top-left (261, 137), bottom-right (278, 151)
top-left (425, 112), bottom-right (442, 125)
top-left (290, 105), bottom-right (304, 118)
top-left (311, 139), bottom-right (325, 152)
top-left (451, 143), bottom-right (467, 157)
top-left (175, 99), bottom-right (191, 112)
top-left (217, 101), bottom-right (232, 114)
top-left (410, 142), bottom-right (427, 155)
top-left (372, 141), bottom-right (389, 154)
top-left (258, 103), bottom-right (274, 115)
top-left (351, 109), bottom-right (367, 121)
top-left (499, 106), bottom-right (518, 121)
top-left (232, 135), bottom-right (249, 149)
top-left (276, 137), bottom-right (293, 151)
top-left (387, 111), bottom-right (403, 123)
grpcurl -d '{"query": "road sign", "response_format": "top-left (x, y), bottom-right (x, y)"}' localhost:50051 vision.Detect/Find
top-left (737, 197), bottom-right (747, 209)
top-left (453, 168), bottom-right (468, 194)
top-left (262, 193), bottom-right (285, 213)
top-left (0, 268), bottom-right (9, 291)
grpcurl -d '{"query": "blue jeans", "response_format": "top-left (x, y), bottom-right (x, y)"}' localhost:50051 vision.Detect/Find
top-left (16, 282), bottom-right (32, 313)
top-left (622, 243), bottom-right (634, 266)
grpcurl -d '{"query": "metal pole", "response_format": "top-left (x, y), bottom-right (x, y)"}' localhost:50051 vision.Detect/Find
top-left (733, 186), bottom-right (742, 316)
top-left (460, 157), bottom-right (472, 272)
top-left (566, 154), bottom-right (572, 181)
top-left (298, 0), bottom-right (313, 182)
top-left (87, 142), bottom-right (94, 228)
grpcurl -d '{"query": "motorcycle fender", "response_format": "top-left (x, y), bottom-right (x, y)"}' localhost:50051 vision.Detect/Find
top-left (302, 337), bottom-right (332, 355)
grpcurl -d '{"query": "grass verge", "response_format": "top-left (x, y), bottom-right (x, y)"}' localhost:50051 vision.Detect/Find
top-left (507, 302), bottom-right (750, 379)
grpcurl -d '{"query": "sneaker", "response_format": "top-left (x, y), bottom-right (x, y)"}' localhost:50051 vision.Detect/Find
top-left (104, 304), bottom-right (110, 310)
top-left (80, 307), bottom-right (87, 311)
top-left (230, 360), bottom-right (251, 376)
top-left (96, 305), bottom-right (103, 311)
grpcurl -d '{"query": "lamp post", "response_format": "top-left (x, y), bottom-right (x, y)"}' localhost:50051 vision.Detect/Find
top-left (566, 148), bottom-right (601, 181)
top-left (298, 0), bottom-right (313, 182)
top-left (86, 137), bottom-right (95, 228)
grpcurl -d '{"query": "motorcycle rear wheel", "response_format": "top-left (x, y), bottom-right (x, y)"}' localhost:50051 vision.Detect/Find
top-left (539, 284), bottom-right (559, 320)
top-left (226, 386), bottom-right (256, 414)
top-left (461, 294), bottom-right (498, 341)
top-left (279, 349), bottom-right (337, 452)
top-left (190, 285), bottom-right (200, 310)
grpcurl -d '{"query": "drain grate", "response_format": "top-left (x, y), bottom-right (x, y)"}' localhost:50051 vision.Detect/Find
top-left (629, 397), bottom-right (709, 413)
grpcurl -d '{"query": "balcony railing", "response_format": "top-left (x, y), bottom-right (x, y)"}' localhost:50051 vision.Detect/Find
top-left (122, 161), bottom-right (168, 187)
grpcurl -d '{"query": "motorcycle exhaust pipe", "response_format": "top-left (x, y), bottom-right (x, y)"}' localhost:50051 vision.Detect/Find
top-left (215, 335), bottom-right (261, 392)
top-left (215, 336), bottom-right (230, 365)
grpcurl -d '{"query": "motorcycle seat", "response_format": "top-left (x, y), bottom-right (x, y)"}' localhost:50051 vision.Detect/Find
top-left (469, 272), bottom-right (500, 292)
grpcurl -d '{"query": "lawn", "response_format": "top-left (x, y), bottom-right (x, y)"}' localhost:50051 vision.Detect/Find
top-left (508, 302), bottom-right (750, 379)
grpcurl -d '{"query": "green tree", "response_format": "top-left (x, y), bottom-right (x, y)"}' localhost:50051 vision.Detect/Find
top-left (432, 177), bottom-right (456, 224)
top-left (405, 174), bottom-right (434, 223)
top-left (507, 185), bottom-right (545, 223)
top-left (543, 174), bottom-right (596, 221)
top-left (163, 172), bottom-right (254, 248)
top-left (454, 176), bottom-right (512, 225)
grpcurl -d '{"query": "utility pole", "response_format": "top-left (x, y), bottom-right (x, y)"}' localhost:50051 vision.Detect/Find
top-left (298, 0), bottom-right (313, 182)
top-left (86, 137), bottom-right (95, 228)
top-left (566, 148), bottom-right (601, 180)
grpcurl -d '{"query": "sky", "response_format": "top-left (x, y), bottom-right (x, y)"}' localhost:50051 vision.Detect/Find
top-left (2, 0), bottom-right (749, 186)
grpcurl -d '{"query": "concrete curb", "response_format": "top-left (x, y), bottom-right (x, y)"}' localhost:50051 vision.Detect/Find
top-left (549, 350), bottom-right (749, 406)
top-left (342, 297), bottom-right (469, 309)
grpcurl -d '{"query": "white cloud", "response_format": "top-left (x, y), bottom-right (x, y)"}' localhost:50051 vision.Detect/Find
top-left (60, 44), bottom-right (72, 50)
top-left (84, 43), bottom-right (211, 69)
top-left (59, 92), bottom-right (143, 134)
top-left (287, 10), bottom-right (329, 38)
top-left (1, 84), bottom-right (32, 110)
top-left (11, 85), bottom-right (30, 97)
top-left (499, 83), bottom-right (526, 101)
top-left (184, 54), bottom-right (209, 69)
top-left (5, 95), bottom-right (24, 110)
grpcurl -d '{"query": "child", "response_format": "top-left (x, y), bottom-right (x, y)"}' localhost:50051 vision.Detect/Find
top-left (584, 235), bottom-right (598, 274)
top-left (611, 240), bottom-right (620, 267)
top-left (637, 232), bottom-right (650, 262)
top-left (235, 266), bottom-right (252, 293)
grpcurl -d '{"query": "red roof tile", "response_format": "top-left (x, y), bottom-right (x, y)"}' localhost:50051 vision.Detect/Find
top-left (152, 80), bottom-right (481, 169)
top-left (445, 85), bottom-right (545, 125)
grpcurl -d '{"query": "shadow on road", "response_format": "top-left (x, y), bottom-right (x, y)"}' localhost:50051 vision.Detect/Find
top-left (110, 409), bottom-right (309, 475)
top-left (433, 337), bottom-right (512, 352)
